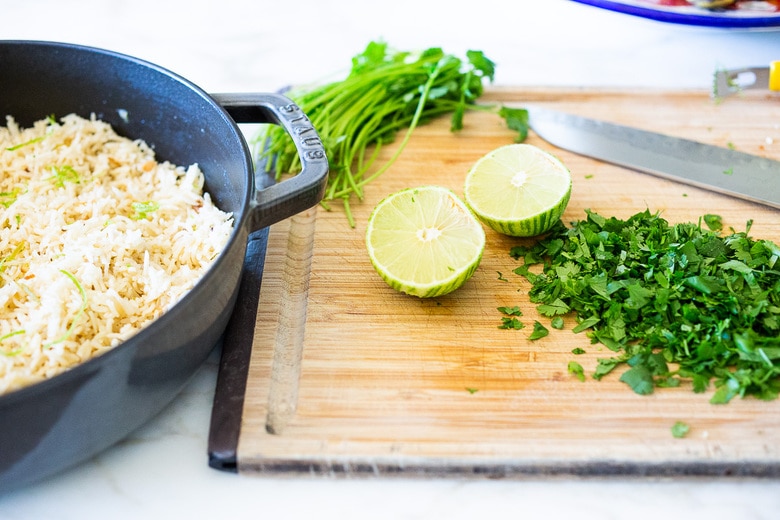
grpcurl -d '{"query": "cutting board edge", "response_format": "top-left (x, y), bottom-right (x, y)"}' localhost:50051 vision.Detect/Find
top-left (237, 454), bottom-right (780, 479)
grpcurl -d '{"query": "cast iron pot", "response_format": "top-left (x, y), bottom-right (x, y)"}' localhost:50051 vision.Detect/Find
top-left (0, 40), bottom-right (328, 492)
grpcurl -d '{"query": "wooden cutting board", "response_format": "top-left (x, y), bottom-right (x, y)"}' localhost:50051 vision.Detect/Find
top-left (210, 87), bottom-right (780, 477)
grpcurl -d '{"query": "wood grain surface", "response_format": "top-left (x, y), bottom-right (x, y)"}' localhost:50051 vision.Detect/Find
top-left (236, 87), bottom-right (780, 477)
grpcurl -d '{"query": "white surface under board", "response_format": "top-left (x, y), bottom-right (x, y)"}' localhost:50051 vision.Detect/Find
top-left (2, 0), bottom-right (780, 518)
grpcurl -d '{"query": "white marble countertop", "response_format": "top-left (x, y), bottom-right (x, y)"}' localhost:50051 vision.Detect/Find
top-left (3, 0), bottom-right (780, 518)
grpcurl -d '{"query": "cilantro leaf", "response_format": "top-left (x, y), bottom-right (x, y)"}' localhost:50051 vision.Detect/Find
top-left (572, 316), bottom-right (599, 334)
top-left (497, 306), bottom-right (522, 316)
top-left (498, 107), bottom-right (529, 143)
top-left (568, 361), bottom-right (585, 382)
top-left (528, 321), bottom-right (549, 341)
top-left (619, 364), bottom-right (655, 395)
top-left (703, 214), bottom-right (723, 231)
top-left (466, 50), bottom-right (495, 81)
top-left (671, 421), bottom-right (690, 438)
top-left (498, 317), bottom-right (524, 330)
top-left (537, 298), bottom-right (569, 317)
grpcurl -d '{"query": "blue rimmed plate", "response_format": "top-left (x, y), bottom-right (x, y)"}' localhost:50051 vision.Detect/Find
top-left (572, 0), bottom-right (780, 29)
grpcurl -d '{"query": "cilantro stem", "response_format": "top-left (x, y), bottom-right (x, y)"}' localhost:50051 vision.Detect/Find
top-left (331, 55), bottom-right (448, 199)
top-left (0, 330), bottom-right (25, 357)
top-left (254, 41), bottom-right (526, 227)
top-left (131, 200), bottom-right (160, 220)
top-left (45, 165), bottom-right (81, 188)
top-left (5, 136), bottom-right (44, 151)
top-left (0, 241), bottom-right (25, 276)
top-left (0, 189), bottom-right (21, 208)
top-left (45, 270), bottom-right (88, 348)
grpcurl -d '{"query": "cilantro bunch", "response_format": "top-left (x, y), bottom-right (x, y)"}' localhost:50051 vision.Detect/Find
top-left (255, 40), bottom-right (527, 226)
top-left (512, 209), bottom-right (780, 404)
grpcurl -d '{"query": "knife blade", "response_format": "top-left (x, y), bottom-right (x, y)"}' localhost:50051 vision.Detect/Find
top-left (525, 106), bottom-right (780, 209)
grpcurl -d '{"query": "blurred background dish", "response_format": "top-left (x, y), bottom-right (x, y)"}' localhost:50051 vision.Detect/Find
top-left (571, 0), bottom-right (780, 28)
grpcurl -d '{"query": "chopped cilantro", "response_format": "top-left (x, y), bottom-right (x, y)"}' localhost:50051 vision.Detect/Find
top-left (0, 190), bottom-right (21, 208)
top-left (0, 330), bottom-right (25, 357)
top-left (44, 270), bottom-right (87, 348)
top-left (511, 209), bottom-right (780, 403)
top-left (131, 201), bottom-right (160, 220)
top-left (572, 316), bottom-right (600, 334)
top-left (528, 321), bottom-right (549, 341)
top-left (671, 421), bottom-right (690, 438)
top-left (497, 306), bottom-right (522, 316)
top-left (498, 317), bottom-right (524, 330)
top-left (703, 214), bottom-right (722, 231)
top-left (537, 298), bottom-right (569, 317)
top-left (0, 242), bottom-right (25, 275)
top-left (568, 361), bottom-right (585, 382)
top-left (46, 165), bottom-right (81, 187)
top-left (619, 363), bottom-right (655, 395)
top-left (5, 136), bottom-right (44, 151)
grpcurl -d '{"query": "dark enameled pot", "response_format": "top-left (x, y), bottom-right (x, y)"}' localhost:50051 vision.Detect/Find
top-left (0, 41), bottom-right (327, 492)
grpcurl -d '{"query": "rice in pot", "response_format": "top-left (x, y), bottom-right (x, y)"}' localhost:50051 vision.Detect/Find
top-left (0, 114), bottom-right (234, 394)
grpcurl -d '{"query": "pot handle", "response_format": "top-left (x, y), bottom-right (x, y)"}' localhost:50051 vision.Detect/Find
top-left (211, 92), bottom-right (328, 231)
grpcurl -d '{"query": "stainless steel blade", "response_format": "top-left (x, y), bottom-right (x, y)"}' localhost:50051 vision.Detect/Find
top-left (714, 66), bottom-right (770, 98)
top-left (526, 106), bottom-right (780, 209)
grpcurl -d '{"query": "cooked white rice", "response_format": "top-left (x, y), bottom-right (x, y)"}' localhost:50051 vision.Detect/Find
top-left (0, 114), bottom-right (234, 394)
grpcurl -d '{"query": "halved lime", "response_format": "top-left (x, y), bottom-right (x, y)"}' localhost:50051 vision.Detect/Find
top-left (463, 143), bottom-right (572, 237)
top-left (365, 186), bottom-right (485, 298)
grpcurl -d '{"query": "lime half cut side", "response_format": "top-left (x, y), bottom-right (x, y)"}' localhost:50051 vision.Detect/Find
top-left (366, 186), bottom-right (486, 298)
top-left (464, 143), bottom-right (572, 237)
